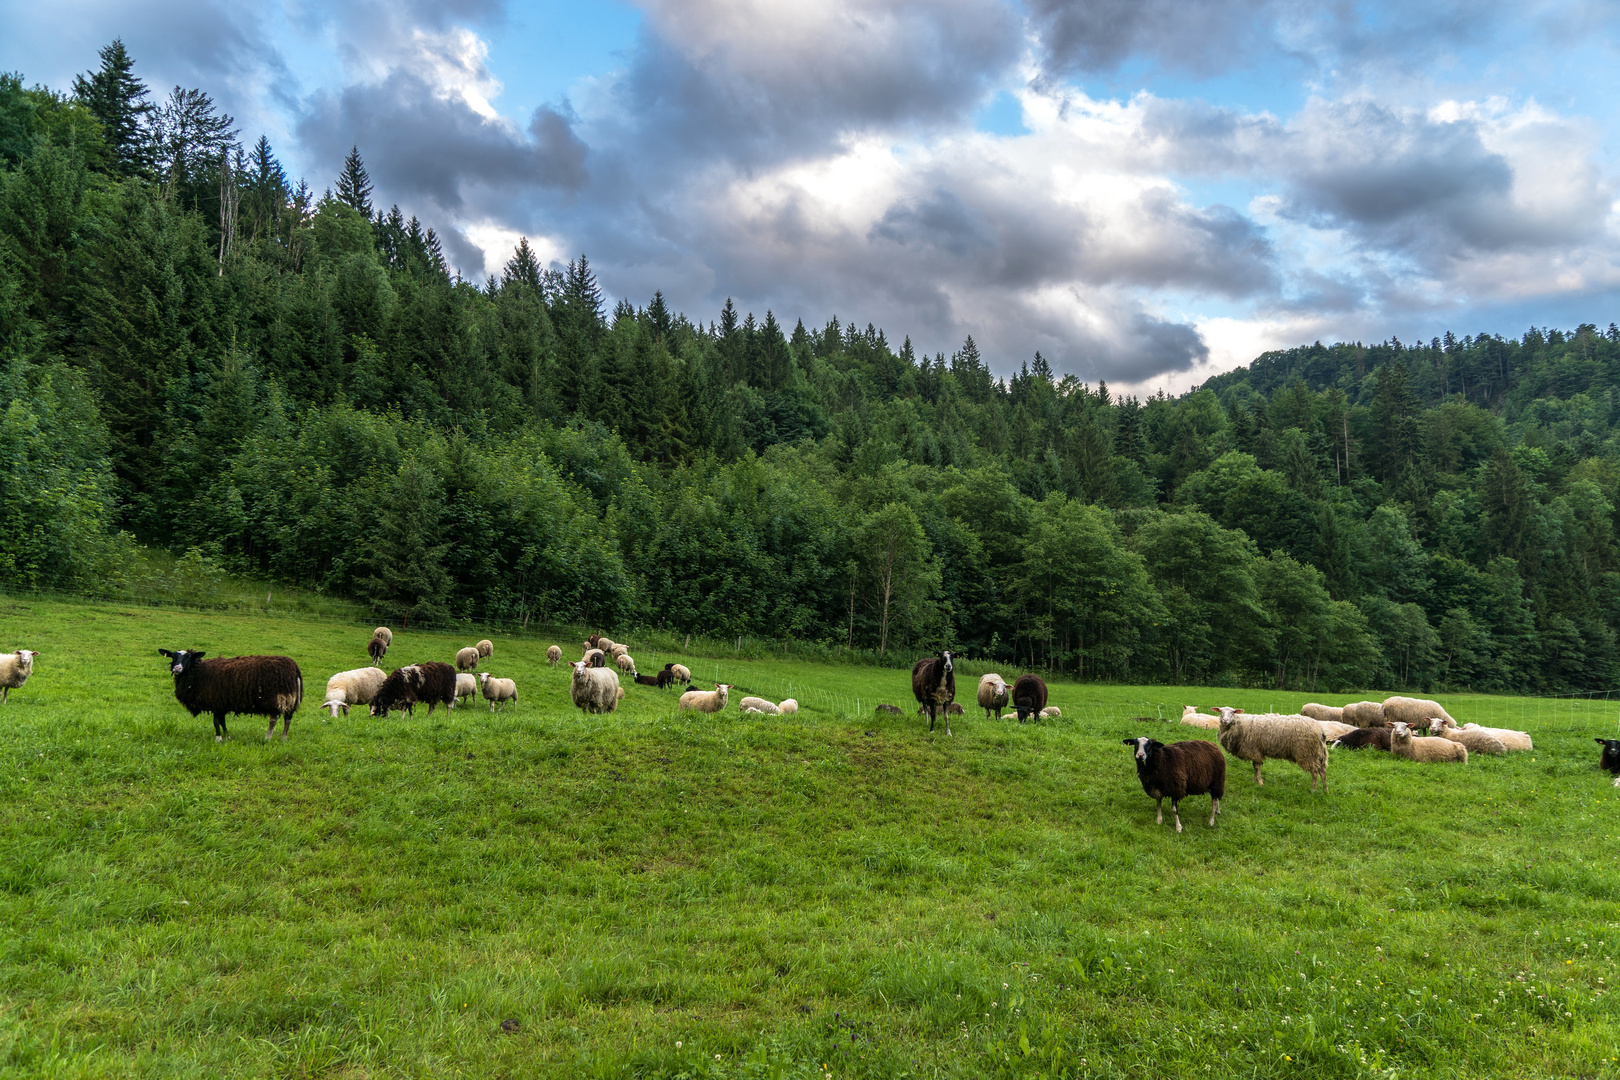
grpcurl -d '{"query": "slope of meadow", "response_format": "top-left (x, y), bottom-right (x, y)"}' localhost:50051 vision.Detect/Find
top-left (1, 597), bottom-right (1618, 1078)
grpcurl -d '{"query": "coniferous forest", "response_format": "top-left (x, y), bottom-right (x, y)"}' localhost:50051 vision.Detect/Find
top-left (4, 42), bottom-right (1620, 693)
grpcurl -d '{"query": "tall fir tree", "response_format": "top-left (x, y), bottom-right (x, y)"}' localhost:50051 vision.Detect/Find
top-left (335, 145), bottom-right (374, 219)
top-left (71, 38), bottom-right (153, 175)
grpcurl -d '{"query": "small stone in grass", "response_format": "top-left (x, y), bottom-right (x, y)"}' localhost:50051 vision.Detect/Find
top-left (500, 1018), bottom-right (520, 1034)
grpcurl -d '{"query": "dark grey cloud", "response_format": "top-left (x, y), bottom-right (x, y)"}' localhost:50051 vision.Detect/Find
top-left (1027, 0), bottom-right (1283, 78)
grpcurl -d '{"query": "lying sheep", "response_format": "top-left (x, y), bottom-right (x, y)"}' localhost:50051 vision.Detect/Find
top-left (1597, 739), bottom-right (1620, 785)
top-left (547, 645), bottom-right (562, 666)
top-left (1040, 706), bottom-right (1062, 720)
top-left (1124, 736), bottom-right (1225, 832)
top-left (778, 698), bottom-right (798, 715)
top-left (569, 660), bottom-right (620, 715)
top-left (875, 704), bottom-right (902, 715)
top-left (0, 649), bottom-right (39, 704)
top-left (633, 672), bottom-right (661, 687)
top-left (1217, 707), bottom-right (1328, 790)
top-left (1301, 703), bottom-right (1343, 724)
top-left (455, 646), bottom-right (480, 672)
top-left (1459, 722), bottom-right (1532, 751)
top-left (454, 672), bottom-right (479, 708)
top-left (1383, 696), bottom-right (1455, 727)
top-left (1313, 719), bottom-right (1357, 741)
top-left (679, 684), bottom-right (733, 713)
top-left (1342, 701), bottom-right (1386, 727)
top-left (323, 666), bottom-right (387, 717)
top-left (1389, 721), bottom-right (1467, 764)
top-left (1431, 718), bottom-right (1504, 755)
top-left (1180, 705), bottom-right (1220, 731)
top-left (478, 672), bottom-right (518, 712)
top-left (738, 696), bottom-right (781, 715)
top-left (1332, 727), bottom-right (1392, 751)
top-left (977, 673), bottom-right (1009, 719)
top-left (615, 653), bottom-right (636, 674)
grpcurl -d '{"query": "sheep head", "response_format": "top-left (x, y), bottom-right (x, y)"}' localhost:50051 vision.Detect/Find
top-left (159, 648), bottom-right (205, 676)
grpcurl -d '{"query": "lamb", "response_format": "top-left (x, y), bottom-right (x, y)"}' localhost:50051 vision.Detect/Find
top-left (1180, 705), bottom-right (1220, 730)
top-left (478, 672), bottom-right (518, 712)
top-left (977, 673), bottom-right (1010, 719)
top-left (547, 645), bottom-right (562, 666)
top-left (367, 634), bottom-right (388, 665)
top-left (1459, 722), bottom-right (1532, 751)
top-left (1216, 707), bottom-right (1328, 789)
top-left (453, 672), bottom-right (479, 708)
top-left (372, 627), bottom-right (393, 647)
top-left (1040, 706), bottom-right (1062, 720)
top-left (1596, 739), bottom-right (1620, 785)
top-left (665, 663), bottom-right (692, 684)
top-left (1383, 696), bottom-right (1456, 727)
top-left (476, 639), bottom-right (494, 660)
top-left (455, 646), bottom-right (480, 672)
top-left (634, 673), bottom-right (661, 687)
top-left (1124, 736), bottom-right (1226, 832)
top-left (679, 683), bottom-right (733, 713)
top-left (569, 660), bottom-right (620, 715)
top-left (1430, 718), bottom-right (1505, 756)
top-left (1301, 703), bottom-right (1343, 724)
top-left (875, 704), bottom-right (902, 715)
top-left (911, 651), bottom-right (956, 734)
top-left (1389, 721), bottom-right (1468, 764)
top-left (778, 699), bottom-right (798, 715)
top-left (1342, 701), bottom-right (1386, 727)
top-left (370, 661), bottom-right (457, 718)
top-left (738, 696), bottom-right (781, 715)
top-left (582, 648), bottom-right (606, 668)
top-left (159, 649), bottom-right (303, 741)
top-left (1332, 727), bottom-right (1392, 751)
top-left (1012, 673), bottom-right (1047, 722)
top-left (0, 649), bottom-right (38, 704)
top-left (323, 666), bottom-right (387, 717)
top-left (615, 652), bottom-right (636, 674)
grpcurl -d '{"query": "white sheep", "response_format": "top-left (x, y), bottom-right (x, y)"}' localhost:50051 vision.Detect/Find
top-left (610, 643), bottom-right (629, 658)
top-left (1389, 721), bottom-right (1467, 764)
top-left (455, 646), bottom-right (480, 672)
top-left (1040, 706), bottom-right (1062, 719)
top-left (615, 652), bottom-right (636, 674)
top-left (582, 648), bottom-right (606, 668)
top-left (1431, 718), bottom-right (1506, 755)
top-left (737, 696), bottom-right (781, 715)
top-left (0, 649), bottom-right (38, 704)
top-left (322, 666), bottom-right (387, 717)
top-left (1306, 717), bottom-right (1357, 740)
top-left (1217, 707), bottom-right (1328, 790)
top-left (596, 637), bottom-right (617, 654)
top-left (569, 661), bottom-right (619, 715)
top-left (1457, 721), bottom-right (1532, 751)
top-left (372, 627), bottom-right (393, 647)
top-left (778, 698), bottom-right (798, 714)
top-left (679, 684), bottom-right (733, 713)
top-left (1342, 701), bottom-right (1386, 727)
top-left (547, 645), bottom-right (562, 666)
top-left (1383, 696), bottom-right (1455, 727)
top-left (1301, 703), bottom-right (1343, 724)
top-left (977, 673), bottom-right (1010, 719)
top-left (670, 663), bottom-right (691, 684)
top-left (476, 639), bottom-right (494, 660)
top-left (453, 673), bottom-right (479, 708)
top-left (1180, 705), bottom-right (1220, 730)
top-left (478, 672), bottom-right (518, 712)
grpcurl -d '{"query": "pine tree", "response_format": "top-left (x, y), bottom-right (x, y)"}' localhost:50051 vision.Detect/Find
top-left (646, 290), bottom-right (671, 342)
top-left (1031, 351), bottom-right (1053, 379)
top-left (503, 237), bottom-right (543, 293)
top-left (562, 254), bottom-right (603, 325)
top-left (335, 145), bottom-right (373, 218)
top-left (151, 86), bottom-right (236, 202)
top-left (72, 38), bottom-right (154, 175)
top-left (245, 135), bottom-right (286, 242)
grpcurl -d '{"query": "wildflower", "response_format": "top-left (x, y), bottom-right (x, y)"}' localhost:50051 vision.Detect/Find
top-left (676, 1042), bottom-right (682, 1049)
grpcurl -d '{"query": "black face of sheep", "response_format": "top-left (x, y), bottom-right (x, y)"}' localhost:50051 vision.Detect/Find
top-left (160, 648), bottom-right (204, 677)
top-left (1123, 736), bottom-right (1225, 832)
top-left (1597, 739), bottom-right (1620, 777)
top-left (159, 648), bottom-right (303, 741)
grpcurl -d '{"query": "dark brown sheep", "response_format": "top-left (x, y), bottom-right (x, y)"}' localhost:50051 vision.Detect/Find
top-left (1124, 737), bottom-right (1226, 832)
top-left (370, 661), bottom-right (457, 717)
top-left (1332, 727), bottom-right (1393, 751)
top-left (159, 649), bottom-right (303, 741)
top-left (1012, 674), bottom-right (1048, 721)
top-left (367, 634), bottom-right (388, 665)
top-left (911, 651), bottom-right (956, 734)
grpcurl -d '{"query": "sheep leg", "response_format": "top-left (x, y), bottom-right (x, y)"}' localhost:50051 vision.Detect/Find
top-left (1252, 761), bottom-right (1264, 785)
top-left (1154, 796), bottom-right (1164, 825)
top-left (1208, 798), bottom-right (1220, 827)
top-left (214, 713), bottom-right (227, 742)
top-left (1171, 800), bottom-right (1183, 833)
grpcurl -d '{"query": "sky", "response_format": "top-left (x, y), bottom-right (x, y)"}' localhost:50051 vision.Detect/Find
top-left (3, 0), bottom-right (1618, 392)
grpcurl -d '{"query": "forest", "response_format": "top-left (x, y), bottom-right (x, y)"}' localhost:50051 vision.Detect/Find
top-left (4, 41), bottom-right (1620, 693)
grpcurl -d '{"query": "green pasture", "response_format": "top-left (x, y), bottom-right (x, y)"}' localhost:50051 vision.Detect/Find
top-left (1, 597), bottom-right (1618, 1078)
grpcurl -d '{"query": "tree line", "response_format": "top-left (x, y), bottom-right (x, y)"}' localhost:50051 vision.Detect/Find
top-left (4, 41), bottom-right (1620, 693)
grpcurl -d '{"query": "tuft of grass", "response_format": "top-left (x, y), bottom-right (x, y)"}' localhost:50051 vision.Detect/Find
top-left (1, 598), bottom-right (1618, 1077)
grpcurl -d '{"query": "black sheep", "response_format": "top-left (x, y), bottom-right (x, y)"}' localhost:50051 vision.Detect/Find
top-left (1596, 738), bottom-right (1620, 784)
top-left (1012, 673), bottom-right (1048, 721)
top-left (655, 668), bottom-right (675, 689)
top-left (910, 651), bottom-right (956, 734)
top-left (634, 673), bottom-right (661, 687)
top-left (370, 661), bottom-right (457, 717)
top-left (367, 634), bottom-right (388, 664)
top-left (1124, 736), bottom-right (1226, 832)
top-left (1333, 727), bottom-right (1393, 751)
top-left (159, 649), bottom-right (303, 742)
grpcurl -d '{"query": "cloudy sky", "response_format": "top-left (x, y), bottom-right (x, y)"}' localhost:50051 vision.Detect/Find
top-left (4, 0), bottom-right (1617, 390)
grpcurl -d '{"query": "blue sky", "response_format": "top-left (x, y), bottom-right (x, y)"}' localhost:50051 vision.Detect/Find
top-left (2, 0), bottom-right (1617, 390)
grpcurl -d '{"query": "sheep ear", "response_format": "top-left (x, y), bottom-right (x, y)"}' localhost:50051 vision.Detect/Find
top-left (193, 652), bottom-right (206, 660)
top-left (1599, 738), bottom-right (1610, 745)
top-left (158, 649), bottom-right (173, 657)
top-left (1121, 738), bottom-right (1136, 745)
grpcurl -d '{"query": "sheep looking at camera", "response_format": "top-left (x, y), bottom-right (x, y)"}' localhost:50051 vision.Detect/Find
top-left (478, 672), bottom-right (518, 712)
top-left (0, 649), bottom-right (39, 704)
top-left (977, 673), bottom-right (1010, 719)
top-left (161, 649), bottom-right (303, 741)
top-left (569, 660), bottom-right (620, 715)
top-left (1389, 721), bottom-right (1468, 764)
top-left (1124, 736), bottom-right (1225, 832)
top-left (679, 684), bottom-right (733, 713)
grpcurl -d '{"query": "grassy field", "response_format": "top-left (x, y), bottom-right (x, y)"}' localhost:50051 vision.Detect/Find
top-left (2, 596), bottom-right (1618, 1078)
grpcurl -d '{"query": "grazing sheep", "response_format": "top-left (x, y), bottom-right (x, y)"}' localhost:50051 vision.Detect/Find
top-left (370, 661), bottom-right (457, 718)
top-left (610, 643), bottom-right (629, 658)
top-left (585, 634), bottom-right (602, 650)
top-left (1596, 739), bottom-right (1620, 785)
top-left (875, 704), bottom-right (902, 715)
top-left (1389, 721), bottom-right (1468, 764)
top-left (654, 668), bottom-right (676, 689)
top-left (1012, 673), bottom-right (1048, 722)
top-left (665, 663), bottom-right (691, 684)
top-left (1460, 722), bottom-right (1532, 751)
top-left (367, 634), bottom-right (388, 665)
top-left (323, 666), bottom-right (387, 717)
top-left (1124, 736), bottom-right (1226, 832)
top-left (1040, 706), bottom-right (1062, 720)
top-left (373, 627), bottom-right (393, 647)
top-left (582, 648), bottom-right (606, 668)
top-left (1431, 718), bottom-right (1505, 755)
top-left (1301, 703), bottom-right (1343, 724)
top-left (1342, 701), bottom-right (1386, 727)
top-left (1383, 696), bottom-right (1456, 727)
top-left (478, 672), bottom-right (518, 712)
top-left (678, 684), bottom-right (733, 713)
top-left (0, 649), bottom-right (39, 704)
top-left (911, 651), bottom-right (957, 735)
top-left (1332, 727), bottom-right (1392, 751)
top-left (1216, 707), bottom-right (1328, 790)
top-left (738, 696), bottom-right (781, 715)
top-left (453, 673), bottom-right (479, 708)
top-left (569, 660), bottom-right (621, 715)
top-left (596, 637), bottom-right (617, 654)
top-left (1180, 705), bottom-right (1220, 731)
top-left (159, 649), bottom-right (303, 741)
top-left (778, 698), bottom-right (798, 715)
top-left (547, 645), bottom-right (562, 666)
top-left (455, 646), bottom-right (480, 672)
top-left (476, 639), bottom-right (494, 660)
top-left (615, 652), bottom-right (636, 674)
top-left (616, 686), bottom-right (625, 704)
top-left (977, 673), bottom-right (1010, 719)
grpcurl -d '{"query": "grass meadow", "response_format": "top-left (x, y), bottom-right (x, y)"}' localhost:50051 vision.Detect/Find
top-left (2, 596), bottom-right (1619, 1078)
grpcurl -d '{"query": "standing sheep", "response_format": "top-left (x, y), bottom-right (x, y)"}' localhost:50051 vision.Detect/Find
top-left (1216, 707), bottom-right (1328, 790)
top-left (1597, 739), bottom-right (1620, 785)
top-left (370, 662), bottom-right (457, 718)
top-left (582, 648), bottom-right (606, 668)
top-left (478, 672), bottom-right (518, 712)
top-left (1124, 736), bottom-right (1226, 832)
top-left (665, 663), bottom-right (692, 684)
top-left (1389, 721), bottom-right (1468, 764)
top-left (547, 645), bottom-right (562, 666)
top-left (373, 627), bottom-right (393, 647)
top-left (1383, 696), bottom-right (1456, 727)
top-left (1342, 701), bottom-right (1386, 727)
top-left (323, 667), bottom-right (387, 717)
top-left (615, 652), bottom-right (636, 675)
top-left (159, 649), bottom-right (303, 741)
top-left (455, 647), bottom-right (480, 672)
top-left (453, 672), bottom-right (479, 708)
top-left (367, 634), bottom-right (389, 665)
top-left (911, 652), bottom-right (956, 734)
top-left (569, 660), bottom-right (620, 715)
top-left (679, 683), bottom-right (733, 713)
top-left (1431, 718), bottom-right (1505, 756)
top-left (977, 673), bottom-right (1010, 719)
top-left (0, 649), bottom-right (39, 704)
top-left (475, 639), bottom-right (494, 660)
top-left (1012, 673), bottom-right (1047, 722)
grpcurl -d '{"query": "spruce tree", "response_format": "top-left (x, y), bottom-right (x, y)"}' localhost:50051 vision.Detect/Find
top-left (646, 290), bottom-right (671, 342)
top-left (335, 145), bottom-right (373, 218)
top-left (503, 236), bottom-right (543, 293)
top-left (72, 38), bottom-right (153, 175)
